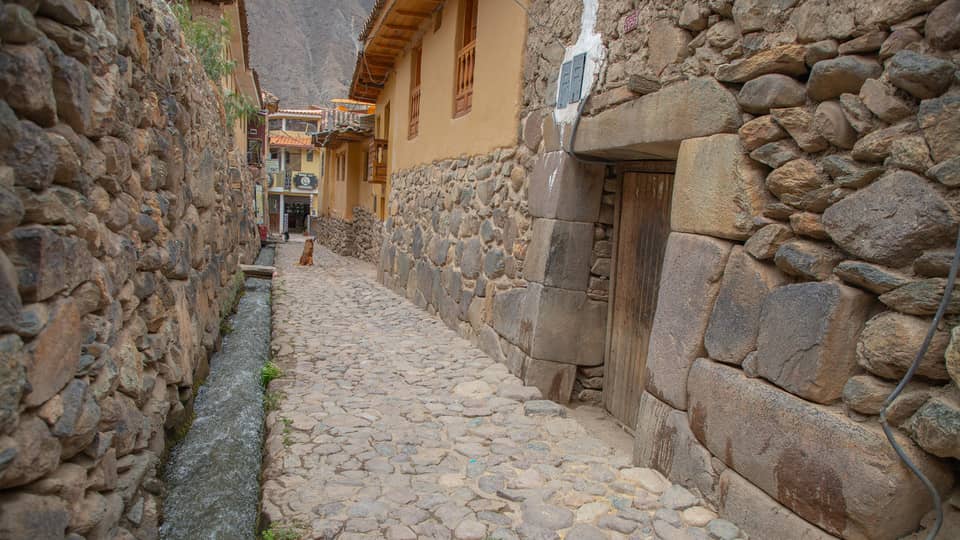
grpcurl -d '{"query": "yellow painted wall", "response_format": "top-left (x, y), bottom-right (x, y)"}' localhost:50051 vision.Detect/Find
top-left (376, 0), bottom-right (527, 171)
top-left (322, 142), bottom-right (366, 221)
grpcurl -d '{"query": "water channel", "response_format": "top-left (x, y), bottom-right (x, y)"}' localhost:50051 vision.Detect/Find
top-left (159, 246), bottom-right (274, 539)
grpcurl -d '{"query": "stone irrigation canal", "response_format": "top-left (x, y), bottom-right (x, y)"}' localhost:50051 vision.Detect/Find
top-left (259, 240), bottom-right (743, 540)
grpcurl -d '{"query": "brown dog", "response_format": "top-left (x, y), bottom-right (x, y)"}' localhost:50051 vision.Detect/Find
top-left (298, 238), bottom-right (314, 266)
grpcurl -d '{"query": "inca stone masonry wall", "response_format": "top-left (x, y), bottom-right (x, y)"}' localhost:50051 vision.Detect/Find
top-left (316, 206), bottom-right (382, 264)
top-left (517, 0), bottom-right (960, 538)
top-left (0, 0), bottom-right (259, 537)
top-left (378, 144), bottom-right (620, 403)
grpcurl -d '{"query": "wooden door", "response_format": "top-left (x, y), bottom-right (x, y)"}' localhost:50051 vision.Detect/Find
top-left (604, 163), bottom-right (674, 430)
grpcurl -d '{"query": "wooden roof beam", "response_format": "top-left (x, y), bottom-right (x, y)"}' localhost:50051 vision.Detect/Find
top-left (394, 9), bottom-right (432, 17)
top-left (385, 23), bottom-right (419, 31)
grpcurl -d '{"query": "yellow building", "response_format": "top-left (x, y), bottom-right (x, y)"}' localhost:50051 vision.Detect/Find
top-left (349, 0), bottom-right (528, 174)
top-left (265, 109), bottom-right (325, 234)
top-left (315, 114), bottom-right (384, 222)
top-left (189, 0), bottom-right (265, 223)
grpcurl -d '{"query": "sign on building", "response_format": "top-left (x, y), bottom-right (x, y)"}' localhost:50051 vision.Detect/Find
top-left (266, 159), bottom-right (279, 173)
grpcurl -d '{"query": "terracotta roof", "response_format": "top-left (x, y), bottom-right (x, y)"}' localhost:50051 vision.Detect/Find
top-left (314, 114), bottom-right (375, 146)
top-left (269, 132), bottom-right (313, 148)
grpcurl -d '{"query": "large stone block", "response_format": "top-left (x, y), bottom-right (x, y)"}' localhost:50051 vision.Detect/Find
top-left (634, 391), bottom-right (720, 505)
top-left (575, 77), bottom-right (742, 160)
top-left (688, 359), bottom-right (953, 539)
top-left (704, 247), bottom-right (788, 365)
top-left (1, 225), bottom-right (67, 302)
top-left (528, 151), bottom-right (604, 222)
top-left (23, 298), bottom-right (80, 407)
top-left (755, 282), bottom-right (872, 404)
top-left (644, 233), bottom-right (732, 410)
top-left (491, 287), bottom-right (528, 349)
top-left (822, 171), bottom-right (957, 267)
top-left (522, 357), bottom-right (576, 403)
top-left (717, 469), bottom-right (837, 540)
top-left (524, 283), bottom-right (606, 366)
top-left (523, 219), bottom-right (594, 291)
top-left (672, 134), bottom-right (769, 241)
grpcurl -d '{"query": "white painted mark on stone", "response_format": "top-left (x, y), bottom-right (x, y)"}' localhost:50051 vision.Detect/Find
top-left (554, 0), bottom-right (605, 127)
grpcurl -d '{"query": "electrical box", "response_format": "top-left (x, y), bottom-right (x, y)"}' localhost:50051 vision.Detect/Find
top-left (556, 52), bottom-right (588, 108)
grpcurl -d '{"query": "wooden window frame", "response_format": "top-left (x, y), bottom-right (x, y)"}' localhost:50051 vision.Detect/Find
top-left (453, 0), bottom-right (477, 118)
top-left (409, 45), bottom-right (422, 139)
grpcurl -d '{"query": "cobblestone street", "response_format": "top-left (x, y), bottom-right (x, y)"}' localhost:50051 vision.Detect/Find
top-left (261, 241), bottom-right (741, 540)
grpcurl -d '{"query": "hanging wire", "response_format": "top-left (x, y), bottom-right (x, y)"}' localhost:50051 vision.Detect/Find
top-left (879, 226), bottom-right (959, 540)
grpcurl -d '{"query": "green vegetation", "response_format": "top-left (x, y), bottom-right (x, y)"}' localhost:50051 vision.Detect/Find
top-left (225, 91), bottom-right (260, 127)
top-left (170, 1), bottom-right (235, 82)
top-left (280, 417), bottom-right (294, 447)
top-left (261, 362), bottom-right (282, 387)
top-left (264, 390), bottom-right (283, 412)
top-left (260, 523), bottom-right (302, 540)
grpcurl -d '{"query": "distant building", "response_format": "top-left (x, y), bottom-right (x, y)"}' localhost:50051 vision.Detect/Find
top-left (264, 109), bottom-right (326, 234)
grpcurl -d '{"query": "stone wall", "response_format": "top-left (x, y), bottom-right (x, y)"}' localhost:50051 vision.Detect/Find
top-left (315, 206), bottom-right (382, 264)
top-left (0, 0), bottom-right (259, 537)
top-left (316, 214), bottom-right (354, 257)
top-left (352, 206), bottom-right (383, 264)
top-left (520, 0), bottom-right (960, 538)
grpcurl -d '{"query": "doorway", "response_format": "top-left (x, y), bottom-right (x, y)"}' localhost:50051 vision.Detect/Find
top-left (603, 161), bottom-right (675, 430)
top-left (285, 196), bottom-right (311, 233)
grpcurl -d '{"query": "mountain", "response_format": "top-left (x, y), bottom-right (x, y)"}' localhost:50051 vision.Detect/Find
top-left (244, 0), bottom-right (375, 108)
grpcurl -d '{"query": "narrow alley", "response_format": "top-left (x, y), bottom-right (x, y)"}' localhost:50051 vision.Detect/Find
top-left (260, 241), bottom-right (735, 540)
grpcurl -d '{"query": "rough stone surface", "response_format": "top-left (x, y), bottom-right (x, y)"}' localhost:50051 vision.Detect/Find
top-left (645, 233), bottom-right (731, 410)
top-left (906, 395), bottom-right (960, 459)
top-left (771, 108), bottom-right (829, 153)
top-left (926, 0), bottom-right (960, 50)
top-left (738, 116), bottom-right (787, 152)
top-left (672, 134), bottom-right (768, 241)
top-left (689, 359), bottom-right (953, 539)
top-left (806, 55), bottom-right (882, 101)
top-left (715, 44), bottom-right (807, 83)
top-left (918, 94), bottom-right (960, 164)
top-left (856, 311), bottom-right (951, 381)
top-left (859, 78), bottom-right (914, 123)
top-left (822, 171), bottom-right (957, 267)
top-left (833, 260), bottom-right (911, 294)
top-left (737, 74), bottom-right (807, 114)
top-left (886, 50), bottom-right (955, 100)
top-left (755, 282), bottom-right (873, 403)
top-left (813, 101), bottom-right (857, 149)
top-left (744, 224), bottom-right (792, 260)
top-left (705, 247), bottom-right (787, 365)
top-left (773, 239), bottom-right (843, 281)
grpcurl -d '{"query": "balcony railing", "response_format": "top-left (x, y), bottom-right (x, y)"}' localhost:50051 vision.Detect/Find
top-left (454, 40), bottom-right (475, 117)
top-left (409, 86), bottom-right (420, 139)
top-left (368, 138), bottom-right (388, 184)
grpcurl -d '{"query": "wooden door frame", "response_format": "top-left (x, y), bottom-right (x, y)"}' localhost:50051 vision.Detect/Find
top-left (602, 160), bottom-right (676, 432)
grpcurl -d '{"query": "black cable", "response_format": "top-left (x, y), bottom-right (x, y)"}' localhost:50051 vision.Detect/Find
top-left (879, 226), bottom-right (960, 540)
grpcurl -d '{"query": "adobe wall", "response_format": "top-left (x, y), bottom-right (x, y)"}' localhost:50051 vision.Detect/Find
top-left (520, 0), bottom-right (960, 538)
top-left (0, 0), bottom-right (259, 537)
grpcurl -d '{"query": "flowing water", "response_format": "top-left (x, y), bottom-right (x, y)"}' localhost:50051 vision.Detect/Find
top-left (160, 246), bottom-right (274, 539)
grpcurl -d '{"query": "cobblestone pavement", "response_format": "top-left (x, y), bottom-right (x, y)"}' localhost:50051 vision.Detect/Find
top-left (261, 242), bottom-right (744, 540)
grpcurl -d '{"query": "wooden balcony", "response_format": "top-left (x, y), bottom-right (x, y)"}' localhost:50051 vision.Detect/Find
top-left (454, 41), bottom-right (475, 117)
top-left (409, 85), bottom-right (420, 139)
top-left (367, 138), bottom-right (388, 184)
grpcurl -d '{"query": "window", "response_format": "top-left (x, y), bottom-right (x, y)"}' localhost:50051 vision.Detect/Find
top-left (306, 150), bottom-right (314, 162)
top-left (268, 118), bottom-right (283, 130)
top-left (409, 46), bottom-right (422, 139)
top-left (269, 149), bottom-right (279, 161)
top-left (454, 0), bottom-right (477, 117)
